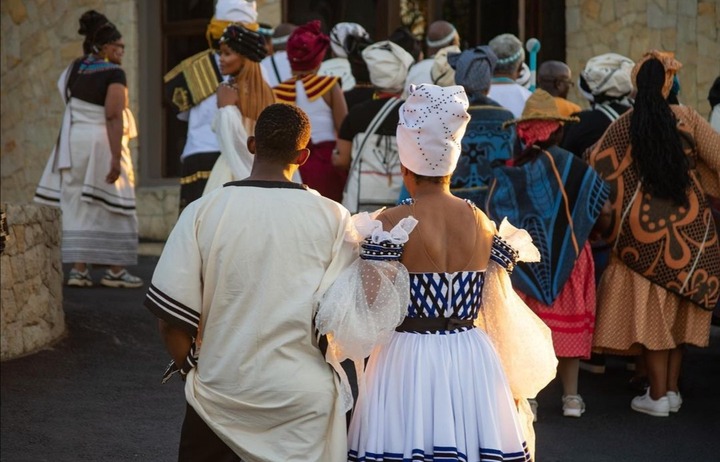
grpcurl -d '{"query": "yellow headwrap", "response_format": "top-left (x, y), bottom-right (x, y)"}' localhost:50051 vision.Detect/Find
top-left (631, 50), bottom-right (682, 99)
top-left (206, 18), bottom-right (259, 49)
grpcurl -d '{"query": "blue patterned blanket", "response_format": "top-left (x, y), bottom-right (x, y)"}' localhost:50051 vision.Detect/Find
top-left (484, 146), bottom-right (609, 305)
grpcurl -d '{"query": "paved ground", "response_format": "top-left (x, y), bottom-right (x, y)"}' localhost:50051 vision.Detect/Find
top-left (2, 255), bottom-right (719, 461)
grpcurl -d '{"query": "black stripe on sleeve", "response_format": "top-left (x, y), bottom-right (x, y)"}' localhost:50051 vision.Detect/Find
top-left (144, 283), bottom-right (200, 337)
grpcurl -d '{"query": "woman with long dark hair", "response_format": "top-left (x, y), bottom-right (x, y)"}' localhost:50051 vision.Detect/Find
top-left (587, 51), bottom-right (720, 417)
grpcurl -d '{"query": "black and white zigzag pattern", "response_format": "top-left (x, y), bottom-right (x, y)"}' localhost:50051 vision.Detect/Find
top-left (406, 272), bottom-right (485, 334)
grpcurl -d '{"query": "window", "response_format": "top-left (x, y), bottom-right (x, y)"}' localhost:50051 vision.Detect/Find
top-left (441, 0), bottom-right (565, 62)
top-left (284, 0), bottom-right (382, 38)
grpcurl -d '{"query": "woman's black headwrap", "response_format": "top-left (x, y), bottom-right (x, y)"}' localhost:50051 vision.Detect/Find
top-left (389, 27), bottom-right (422, 63)
top-left (219, 24), bottom-right (268, 63)
top-left (345, 34), bottom-right (373, 84)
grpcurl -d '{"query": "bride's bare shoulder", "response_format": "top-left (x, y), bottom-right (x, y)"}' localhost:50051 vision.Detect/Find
top-left (377, 205), bottom-right (412, 229)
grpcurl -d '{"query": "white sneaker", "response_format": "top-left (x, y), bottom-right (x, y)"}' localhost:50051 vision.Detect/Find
top-left (562, 394), bottom-right (585, 418)
top-left (666, 391), bottom-right (682, 412)
top-left (100, 269), bottom-right (144, 288)
top-left (631, 389), bottom-right (670, 417)
top-left (67, 268), bottom-right (93, 287)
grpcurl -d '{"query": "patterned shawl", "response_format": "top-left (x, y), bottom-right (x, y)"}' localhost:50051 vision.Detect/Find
top-left (586, 111), bottom-right (720, 310)
top-left (485, 146), bottom-right (610, 305)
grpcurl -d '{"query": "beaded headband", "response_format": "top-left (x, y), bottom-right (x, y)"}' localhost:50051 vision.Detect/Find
top-left (425, 28), bottom-right (457, 48)
top-left (495, 48), bottom-right (522, 65)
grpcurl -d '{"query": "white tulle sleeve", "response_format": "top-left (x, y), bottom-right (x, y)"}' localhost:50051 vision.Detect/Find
top-left (475, 218), bottom-right (557, 460)
top-left (315, 211), bottom-right (418, 411)
top-left (476, 218), bottom-right (556, 398)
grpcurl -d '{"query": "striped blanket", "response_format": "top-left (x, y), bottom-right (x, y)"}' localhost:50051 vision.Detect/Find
top-left (485, 145), bottom-right (609, 305)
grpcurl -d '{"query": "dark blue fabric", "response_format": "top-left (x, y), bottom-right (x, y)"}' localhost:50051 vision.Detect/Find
top-left (450, 99), bottom-right (516, 206)
top-left (484, 146), bottom-right (609, 305)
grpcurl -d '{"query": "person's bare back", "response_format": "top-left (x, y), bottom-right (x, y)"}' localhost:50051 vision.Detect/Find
top-left (379, 193), bottom-right (494, 273)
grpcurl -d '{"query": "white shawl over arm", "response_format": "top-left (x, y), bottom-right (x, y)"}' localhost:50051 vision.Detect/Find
top-left (203, 105), bottom-right (253, 193)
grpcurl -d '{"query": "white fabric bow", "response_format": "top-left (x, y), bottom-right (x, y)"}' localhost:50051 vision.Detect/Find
top-left (497, 218), bottom-right (541, 263)
top-left (345, 209), bottom-right (418, 245)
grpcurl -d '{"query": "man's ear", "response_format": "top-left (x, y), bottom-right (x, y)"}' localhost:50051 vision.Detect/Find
top-left (295, 148), bottom-right (310, 166)
top-left (247, 136), bottom-right (257, 155)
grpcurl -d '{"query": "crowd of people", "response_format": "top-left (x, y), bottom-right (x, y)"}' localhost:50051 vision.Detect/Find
top-left (37, 1), bottom-right (720, 461)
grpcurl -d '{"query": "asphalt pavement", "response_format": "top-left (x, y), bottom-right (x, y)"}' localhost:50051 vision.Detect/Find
top-left (1, 254), bottom-right (719, 461)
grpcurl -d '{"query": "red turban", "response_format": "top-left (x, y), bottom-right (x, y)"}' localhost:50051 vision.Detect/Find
top-left (516, 120), bottom-right (561, 148)
top-left (287, 20), bottom-right (329, 72)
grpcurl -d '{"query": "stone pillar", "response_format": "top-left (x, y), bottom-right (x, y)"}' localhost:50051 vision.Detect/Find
top-left (1, 203), bottom-right (65, 361)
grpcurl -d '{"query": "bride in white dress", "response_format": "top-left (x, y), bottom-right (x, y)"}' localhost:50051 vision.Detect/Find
top-left (316, 84), bottom-right (557, 462)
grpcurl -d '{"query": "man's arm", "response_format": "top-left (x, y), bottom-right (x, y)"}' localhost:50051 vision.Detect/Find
top-left (158, 319), bottom-right (193, 367)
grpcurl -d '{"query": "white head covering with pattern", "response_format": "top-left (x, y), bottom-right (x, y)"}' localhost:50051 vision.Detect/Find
top-left (362, 40), bottom-right (415, 93)
top-left (397, 84), bottom-right (470, 177)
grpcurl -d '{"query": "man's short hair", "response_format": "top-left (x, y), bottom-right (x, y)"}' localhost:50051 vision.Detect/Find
top-left (255, 104), bottom-right (312, 163)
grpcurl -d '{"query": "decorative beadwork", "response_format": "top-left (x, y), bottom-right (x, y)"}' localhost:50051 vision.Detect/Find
top-left (360, 238), bottom-right (405, 261)
top-left (490, 234), bottom-right (519, 274)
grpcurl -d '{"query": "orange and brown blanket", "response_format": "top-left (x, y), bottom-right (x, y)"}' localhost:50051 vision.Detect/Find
top-left (587, 112), bottom-right (720, 310)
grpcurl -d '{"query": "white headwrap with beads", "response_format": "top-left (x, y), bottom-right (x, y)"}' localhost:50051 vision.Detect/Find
top-left (397, 84), bottom-right (470, 177)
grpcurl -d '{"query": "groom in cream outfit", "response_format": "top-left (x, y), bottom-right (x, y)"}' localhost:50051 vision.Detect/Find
top-left (146, 103), bottom-right (356, 461)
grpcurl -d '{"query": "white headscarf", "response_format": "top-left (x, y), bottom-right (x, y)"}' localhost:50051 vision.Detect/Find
top-left (215, 0), bottom-right (258, 23)
top-left (580, 53), bottom-right (635, 101)
top-left (362, 41), bottom-right (415, 93)
top-left (397, 84), bottom-right (470, 177)
top-left (330, 22), bottom-right (370, 58)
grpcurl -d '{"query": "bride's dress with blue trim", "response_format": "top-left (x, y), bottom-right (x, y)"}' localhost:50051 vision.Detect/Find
top-left (315, 205), bottom-right (557, 462)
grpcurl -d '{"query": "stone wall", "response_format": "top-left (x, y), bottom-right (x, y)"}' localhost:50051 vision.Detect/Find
top-left (1, 203), bottom-right (64, 361)
top-left (136, 186), bottom-right (180, 241)
top-left (566, 0), bottom-right (720, 114)
top-left (0, 0), bottom-right (139, 205)
top-left (257, 0), bottom-right (282, 25)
